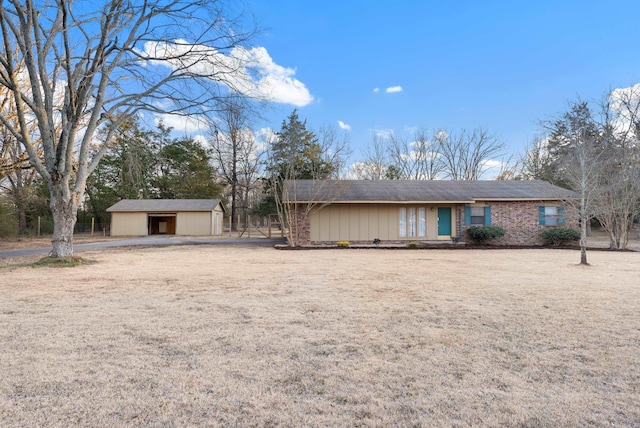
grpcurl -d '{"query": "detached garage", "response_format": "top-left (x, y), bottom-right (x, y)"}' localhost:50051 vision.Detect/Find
top-left (107, 199), bottom-right (225, 237)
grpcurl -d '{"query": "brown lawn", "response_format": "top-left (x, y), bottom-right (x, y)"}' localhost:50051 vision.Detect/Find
top-left (1, 245), bottom-right (639, 426)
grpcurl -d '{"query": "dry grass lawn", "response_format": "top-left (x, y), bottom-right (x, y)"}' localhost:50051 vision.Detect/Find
top-left (1, 245), bottom-right (639, 426)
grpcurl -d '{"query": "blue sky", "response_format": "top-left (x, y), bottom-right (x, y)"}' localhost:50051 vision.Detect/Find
top-left (241, 0), bottom-right (640, 159)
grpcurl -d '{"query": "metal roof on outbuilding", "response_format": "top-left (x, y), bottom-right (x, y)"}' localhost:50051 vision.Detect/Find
top-left (107, 199), bottom-right (225, 212)
top-left (287, 180), bottom-right (575, 203)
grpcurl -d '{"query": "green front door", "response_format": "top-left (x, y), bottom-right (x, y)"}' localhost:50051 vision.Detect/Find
top-left (437, 207), bottom-right (452, 236)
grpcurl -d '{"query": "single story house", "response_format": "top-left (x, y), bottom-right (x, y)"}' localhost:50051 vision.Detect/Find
top-left (285, 180), bottom-right (577, 246)
top-left (107, 199), bottom-right (225, 236)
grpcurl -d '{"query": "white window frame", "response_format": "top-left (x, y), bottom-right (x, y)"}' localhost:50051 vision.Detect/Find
top-left (418, 207), bottom-right (426, 237)
top-left (408, 207), bottom-right (417, 237)
top-left (400, 206), bottom-right (427, 238)
top-left (399, 208), bottom-right (407, 237)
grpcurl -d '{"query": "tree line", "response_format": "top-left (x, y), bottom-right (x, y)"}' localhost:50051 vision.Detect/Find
top-left (521, 87), bottom-right (640, 251)
top-left (3, 90), bottom-right (640, 252)
top-left (1, 0), bottom-right (639, 256)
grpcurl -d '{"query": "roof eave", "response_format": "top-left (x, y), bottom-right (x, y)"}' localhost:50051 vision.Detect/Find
top-left (290, 199), bottom-right (475, 204)
top-left (471, 197), bottom-right (573, 202)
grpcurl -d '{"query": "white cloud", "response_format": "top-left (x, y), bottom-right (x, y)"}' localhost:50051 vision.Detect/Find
top-left (255, 127), bottom-right (277, 151)
top-left (373, 87), bottom-right (380, 93)
top-left (609, 82), bottom-right (640, 136)
top-left (193, 134), bottom-right (208, 144)
top-left (142, 40), bottom-right (313, 107)
top-left (373, 128), bottom-right (394, 139)
top-left (238, 46), bottom-right (314, 106)
top-left (337, 120), bottom-right (351, 131)
top-left (154, 113), bottom-right (209, 133)
top-left (479, 159), bottom-right (505, 180)
top-left (386, 86), bottom-right (403, 93)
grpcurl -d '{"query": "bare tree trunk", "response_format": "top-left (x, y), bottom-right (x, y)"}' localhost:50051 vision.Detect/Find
top-left (49, 187), bottom-right (80, 258)
top-left (16, 188), bottom-right (27, 234)
top-left (580, 213), bottom-right (588, 265)
top-left (1, 0), bottom-right (257, 258)
top-left (12, 167), bottom-right (26, 234)
top-left (231, 143), bottom-right (238, 232)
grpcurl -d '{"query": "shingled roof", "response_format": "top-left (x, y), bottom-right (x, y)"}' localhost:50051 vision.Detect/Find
top-left (286, 180), bottom-right (574, 203)
top-left (107, 199), bottom-right (224, 212)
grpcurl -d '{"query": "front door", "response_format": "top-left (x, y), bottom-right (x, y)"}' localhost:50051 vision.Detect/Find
top-left (437, 207), bottom-right (452, 236)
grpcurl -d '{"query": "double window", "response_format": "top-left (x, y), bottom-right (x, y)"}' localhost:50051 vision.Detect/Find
top-left (399, 207), bottom-right (426, 238)
top-left (539, 206), bottom-right (565, 226)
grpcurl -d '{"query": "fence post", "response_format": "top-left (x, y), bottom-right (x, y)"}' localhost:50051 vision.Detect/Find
top-left (91, 217), bottom-right (95, 236)
top-left (37, 216), bottom-right (41, 237)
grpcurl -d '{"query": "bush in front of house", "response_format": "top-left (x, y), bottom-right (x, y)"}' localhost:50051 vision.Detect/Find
top-left (336, 241), bottom-right (350, 248)
top-left (466, 225), bottom-right (505, 244)
top-left (540, 228), bottom-right (580, 246)
top-left (407, 242), bottom-right (419, 248)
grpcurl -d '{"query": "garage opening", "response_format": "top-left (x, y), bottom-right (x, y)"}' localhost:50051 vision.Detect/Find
top-left (148, 214), bottom-right (176, 235)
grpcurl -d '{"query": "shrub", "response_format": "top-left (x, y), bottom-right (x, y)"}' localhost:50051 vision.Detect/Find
top-left (540, 228), bottom-right (580, 246)
top-left (407, 242), bottom-right (419, 248)
top-left (466, 225), bottom-right (505, 244)
top-left (336, 241), bottom-right (350, 248)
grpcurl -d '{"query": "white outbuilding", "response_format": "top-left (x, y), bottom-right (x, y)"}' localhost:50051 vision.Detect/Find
top-left (107, 199), bottom-right (225, 236)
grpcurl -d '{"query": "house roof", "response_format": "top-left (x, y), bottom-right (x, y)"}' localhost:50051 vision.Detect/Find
top-left (107, 199), bottom-right (225, 212)
top-left (286, 180), bottom-right (575, 203)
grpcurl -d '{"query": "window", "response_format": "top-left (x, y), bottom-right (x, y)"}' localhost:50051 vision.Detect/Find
top-left (399, 208), bottom-right (407, 237)
top-left (470, 207), bottom-right (486, 225)
top-left (399, 207), bottom-right (427, 238)
top-left (539, 206), bottom-right (565, 226)
top-left (418, 208), bottom-right (426, 237)
top-left (464, 206), bottom-right (491, 226)
top-left (408, 207), bottom-right (417, 237)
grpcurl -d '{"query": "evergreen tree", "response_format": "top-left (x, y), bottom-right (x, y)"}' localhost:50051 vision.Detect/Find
top-left (269, 110), bottom-right (335, 180)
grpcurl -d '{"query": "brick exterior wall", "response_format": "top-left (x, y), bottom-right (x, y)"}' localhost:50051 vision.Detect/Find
top-left (292, 201), bottom-right (579, 247)
top-left (289, 204), bottom-right (312, 246)
top-left (461, 201), bottom-right (579, 246)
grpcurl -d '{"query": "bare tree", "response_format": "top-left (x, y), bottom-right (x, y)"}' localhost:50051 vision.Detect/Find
top-left (563, 132), bottom-right (602, 264)
top-left (436, 128), bottom-right (505, 180)
top-left (0, 82), bottom-right (41, 234)
top-left (387, 129), bottom-right (443, 180)
top-left (264, 114), bottom-right (350, 247)
top-left (316, 124), bottom-right (352, 179)
top-left (595, 86), bottom-right (640, 249)
top-left (209, 97), bottom-right (262, 230)
top-left (541, 90), bottom-right (640, 249)
top-left (276, 124), bottom-right (350, 246)
top-left (494, 155), bottom-right (522, 180)
top-left (520, 136), bottom-right (554, 181)
top-left (351, 133), bottom-right (389, 180)
top-left (0, 0), bottom-right (256, 257)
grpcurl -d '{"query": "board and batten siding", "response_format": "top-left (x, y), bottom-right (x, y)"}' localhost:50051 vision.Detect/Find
top-left (176, 212), bottom-right (212, 236)
top-left (111, 212), bottom-right (148, 236)
top-left (310, 204), bottom-right (449, 242)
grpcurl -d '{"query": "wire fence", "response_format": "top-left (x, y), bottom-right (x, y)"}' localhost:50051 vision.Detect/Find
top-left (13, 215), bottom-right (279, 238)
